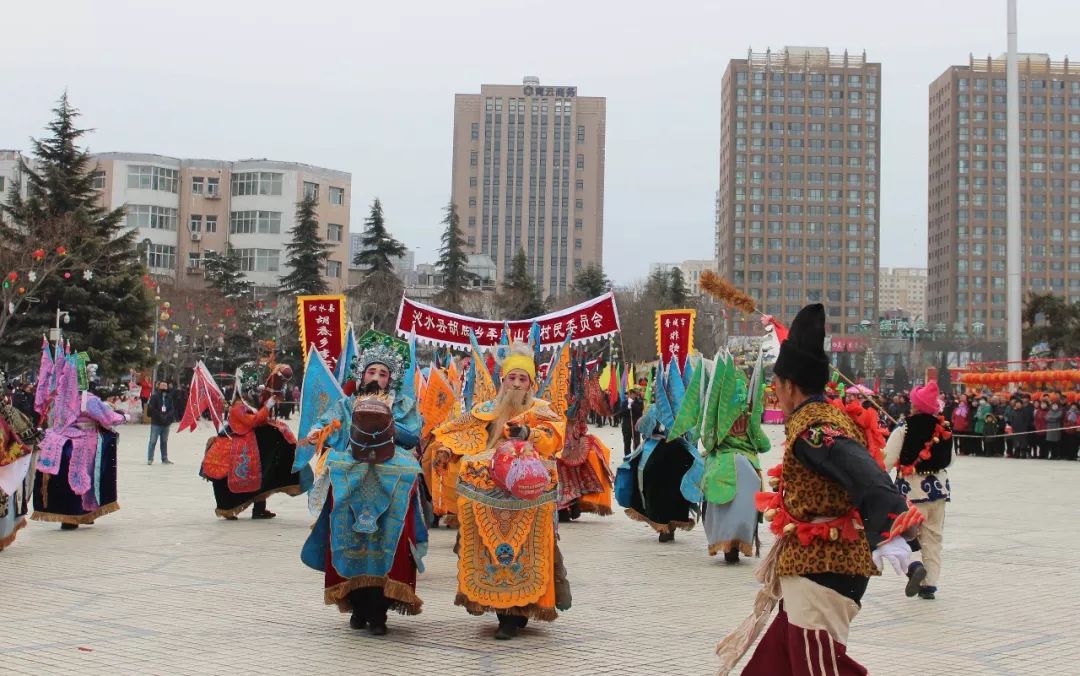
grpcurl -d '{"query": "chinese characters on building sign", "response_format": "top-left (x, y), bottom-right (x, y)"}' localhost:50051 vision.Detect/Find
top-left (522, 86), bottom-right (577, 98)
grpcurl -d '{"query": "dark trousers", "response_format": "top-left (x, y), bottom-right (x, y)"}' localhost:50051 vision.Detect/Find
top-left (348, 587), bottom-right (390, 625)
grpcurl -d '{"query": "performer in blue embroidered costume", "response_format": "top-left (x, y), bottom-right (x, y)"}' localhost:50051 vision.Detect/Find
top-left (301, 330), bottom-right (427, 636)
top-left (616, 360), bottom-right (704, 542)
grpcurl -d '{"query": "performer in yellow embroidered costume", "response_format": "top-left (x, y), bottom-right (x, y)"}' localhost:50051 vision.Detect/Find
top-left (451, 342), bottom-right (571, 640)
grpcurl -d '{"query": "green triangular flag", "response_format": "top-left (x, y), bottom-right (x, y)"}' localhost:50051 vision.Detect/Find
top-left (700, 350), bottom-right (727, 451)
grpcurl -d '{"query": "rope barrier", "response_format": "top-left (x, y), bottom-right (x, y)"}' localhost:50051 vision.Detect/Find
top-left (951, 424), bottom-right (1080, 440)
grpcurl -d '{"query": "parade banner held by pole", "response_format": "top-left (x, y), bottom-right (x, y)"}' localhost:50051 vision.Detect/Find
top-left (394, 292), bottom-right (620, 349)
top-left (296, 294), bottom-right (347, 373)
top-left (655, 309), bottom-right (696, 371)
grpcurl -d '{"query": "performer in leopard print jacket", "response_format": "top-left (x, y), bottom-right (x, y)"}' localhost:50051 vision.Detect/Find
top-left (717, 303), bottom-right (925, 675)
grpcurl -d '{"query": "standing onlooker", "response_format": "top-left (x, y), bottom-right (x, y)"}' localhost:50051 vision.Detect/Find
top-left (1045, 400), bottom-right (1065, 459)
top-left (146, 381), bottom-right (176, 465)
top-left (1005, 399), bottom-right (1031, 458)
top-left (617, 388), bottom-right (645, 459)
top-left (139, 374), bottom-right (152, 409)
top-left (1064, 403), bottom-right (1080, 460)
top-left (951, 395), bottom-right (972, 455)
top-left (973, 397), bottom-right (992, 456)
top-left (1033, 400), bottom-right (1049, 459)
top-left (983, 411), bottom-right (1005, 456)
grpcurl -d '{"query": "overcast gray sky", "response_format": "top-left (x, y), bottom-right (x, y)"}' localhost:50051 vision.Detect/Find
top-left (2, 0), bottom-right (1074, 283)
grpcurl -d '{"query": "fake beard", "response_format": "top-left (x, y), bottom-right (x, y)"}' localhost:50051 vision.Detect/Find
top-left (362, 379), bottom-right (384, 395)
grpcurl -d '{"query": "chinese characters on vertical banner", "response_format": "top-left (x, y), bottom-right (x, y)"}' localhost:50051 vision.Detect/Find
top-left (655, 309), bottom-right (696, 371)
top-left (297, 295), bottom-right (346, 374)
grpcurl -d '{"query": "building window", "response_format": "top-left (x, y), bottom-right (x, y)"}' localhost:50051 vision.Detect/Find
top-left (146, 243), bottom-right (176, 270)
top-left (469, 176), bottom-right (478, 187)
top-left (187, 252), bottom-right (202, 269)
top-left (469, 197), bottom-right (477, 207)
top-left (577, 125), bottom-right (585, 143)
top-left (303, 181), bottom-right (320, 201)
top-left (127, 165), bottom-right (178, 192)
top-left (576, 154), bottom-right (584, 170)
top-left (189, 215), bottom-right (202, 232)
top-left (326, 260), bottom-right (342, 278)
top-left (471, 122), bottom-right (479, 140)
top-left (191, 176), bottom-right (204, 194)
top-left (91, 171), bottom-right (105, 190)
top-left (327, 223), bottom-right (343, 242)
top-left (329, 187), bottom-right (345, 205)
top-left (229, 210), bottom-right (282, 234)
top-left (574, 238), bottom-right (582, 249)
top-left (575, 199), bottom-right (583, 209)
top-left (231, 171), bottom-right (283, 196)
top-left (126, 205), bottom-right (178, 231)
top-left (235, 248), bottom-right (280, 272)
top-left (206, 177), bottom-right (220, 196)
top-left (205, 215), bottom-right (218, 233)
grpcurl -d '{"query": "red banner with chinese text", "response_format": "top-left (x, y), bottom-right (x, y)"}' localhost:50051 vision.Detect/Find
top-left (655, 309), bottom-right (696, 370)
top-left (297, 295), bottom-right (346, 373)
top-left (394, 293), bottom-right (621, 349)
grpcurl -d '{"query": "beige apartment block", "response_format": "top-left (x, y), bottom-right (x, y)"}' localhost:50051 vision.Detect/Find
top-left (450, 77), bottom-right (606, 298)
top-left (928, 54), bottom-right (1080, 341)
top-left (878, 266), bottom-right (927, 319)
top-left (86, 153), bottom-right (350, 293)
top-left (717, 47), bottom-right (882, 336)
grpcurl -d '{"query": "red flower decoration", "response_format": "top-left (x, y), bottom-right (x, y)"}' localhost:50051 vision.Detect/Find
top-left (63, 272), bottom-right (72, 279)
top-left (31, 249), bottom-right (45, 260)
top-left (6, 272), bottom-right (17, 281)
top-left (55, 246), bottom-right (67, 256)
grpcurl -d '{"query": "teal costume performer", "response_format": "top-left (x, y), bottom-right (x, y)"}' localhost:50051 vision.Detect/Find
top-left (301, 330), bottom-right (428, 636)
top-left (616, 359), bottom-right (704, 542)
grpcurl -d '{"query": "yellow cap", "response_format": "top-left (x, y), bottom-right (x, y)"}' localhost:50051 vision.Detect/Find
top-left (501, 353), bottom-right (536, 382)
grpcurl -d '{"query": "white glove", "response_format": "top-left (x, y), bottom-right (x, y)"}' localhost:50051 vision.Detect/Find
top-left (872, 537), bottom-right (912, 575)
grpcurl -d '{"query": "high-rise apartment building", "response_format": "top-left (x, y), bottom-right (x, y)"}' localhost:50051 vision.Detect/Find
top-left (716, 47), bottom-right (882, 336)
top-left (928, 54), bottom-right (1080, 340)
top-left (86, 153), bottom-right (350, 292)
top-left (450, 77), bottom-right (606, 297)
top-left (878, 267), bottom-right (927, 319)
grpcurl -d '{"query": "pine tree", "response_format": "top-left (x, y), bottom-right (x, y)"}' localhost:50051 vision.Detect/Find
top-left (434, 201), bottom-right (472, 313)
top-left (280, 195), bottom-right (331, 296)
top-left (0, 94), bottom-right (153, 377)
top-left (203, 245), bottom-right (253, 299)
top-left (645, 268), bottom-right (670, 303)
top-left (669, 267), bottom-right (689, 307)
top-left (353, 198), bottom-right (406, 275)
top-left (572, 263), bottom-right (611, 299)
top-left (499, 249), bottom-right (546, 319)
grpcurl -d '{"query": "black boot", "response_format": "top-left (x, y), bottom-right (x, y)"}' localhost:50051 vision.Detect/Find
top-left (724, 548), bottom-right (740, 564)
top-left (494, 614), bottom-right (518, 640)
top-left (918, 585), bottom-right (937, 600)
top-left (349, 612), bottom-right (367, 630)
top-left (906, 561), bottom-right (927, 598)
top-left (658, 530), bottom-right (675, 543)
top-left (60, 523), bottom-right (79, 531)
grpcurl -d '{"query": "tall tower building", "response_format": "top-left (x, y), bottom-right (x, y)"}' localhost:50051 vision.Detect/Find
top-left (928, 54), bottom-right (1080, 342)
top-left (450, 77), bottom-right (606, 297)
top-left (716, 47), bottom-right (882, 336)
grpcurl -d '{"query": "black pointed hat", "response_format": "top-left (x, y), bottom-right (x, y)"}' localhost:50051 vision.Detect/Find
top-left (772, 303), bottom-right (830, 393)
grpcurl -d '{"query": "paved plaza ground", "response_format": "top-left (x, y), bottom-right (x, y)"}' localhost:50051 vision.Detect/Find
top-left (3, 421), bottom-right (1077, 675)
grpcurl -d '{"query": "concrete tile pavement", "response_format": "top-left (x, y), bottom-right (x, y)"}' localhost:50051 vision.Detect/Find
top-left (3, 421), bottom-right (1078, 674)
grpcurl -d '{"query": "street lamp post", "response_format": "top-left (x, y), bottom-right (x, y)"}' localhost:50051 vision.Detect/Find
top-left (50, 307), bottom-right (71, 345)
